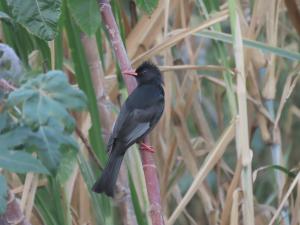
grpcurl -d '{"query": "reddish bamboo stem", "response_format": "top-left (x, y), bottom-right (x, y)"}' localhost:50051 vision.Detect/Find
top-left (80, 34), bottom-right (138, 225)
top-left (98, 1), bottom-right (164, 224)
top-left (0, 191), bottom-right (31, 225)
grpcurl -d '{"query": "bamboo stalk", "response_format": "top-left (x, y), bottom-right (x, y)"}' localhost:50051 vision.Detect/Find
top-left (80, 34), bottom-right (138, 225)
top-left (98, 1), bottom-right (165, 224)
top-left (229, 3), bottom-right (255, 224)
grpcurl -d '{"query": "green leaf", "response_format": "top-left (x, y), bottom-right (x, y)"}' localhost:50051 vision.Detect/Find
top-left (56, 148), bottom-right (77, 184)
top-left (43, 71), bottom-right (87, 110)
top-left (27, 119), bottom-right (78, 172)
top-left (195, 30), bottom-right (300, 61)
top-left (7, 0), bottom-right (62, 41)
top-left (136, 0), bottom-right (158, 14)
top-left (128, 172), bottom-right (148, 225)
top-left (6, 70), bottom-right (85, 172)
top-left (7, 70), bottom-right (86, 128)
top-left (0, 126), bottom-right (30, 150)
top-left (0, 175), bottom-right (8, 215)
top-left (0, 11), bottom-right (12, 24)
top-left (0, 150), bottom-right (49, 174)
top-left (67, 0), bottom-right (101, 35)
top-left (7, 89), bottom-right (35, 105)
top-left (268, 165), bottom-right (296, 178)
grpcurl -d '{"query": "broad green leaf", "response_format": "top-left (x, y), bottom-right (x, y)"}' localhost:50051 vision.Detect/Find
top-left (6, 70), bottom-right (85, 180)
top-left (195, 30), bottom-right (300, 61)
top-left (7, 70), bottom-right (86, 129)
top-left (0, 175), bottom-right (8, 215)
top-left (67, 0), bottom-right (101, 35)
top-left (7, 89), bottom-right (35, 106)
top-left (22, 93), bottom-right (74, 130)
top-left (136, 0), bottom-right (159, 14)
top-left (0, 150), bottom-right (49, 174)
top-left (7, 0), bottom-right (61, 40)
top-left (42, 71), bottom-right (87, 110)
top-left (27, 119), bottom-right (78, 172)
top-left (0, 126), bottom-right (29, 150)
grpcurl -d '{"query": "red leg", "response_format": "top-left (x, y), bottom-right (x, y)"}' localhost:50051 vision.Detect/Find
top-left (140, 142), bottom-right (155, 153)
top-left (122, 69), bottom-right (137, 76)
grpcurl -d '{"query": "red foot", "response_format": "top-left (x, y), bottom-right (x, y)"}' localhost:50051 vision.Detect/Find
top-left (122, 69), bottom-right (137, 76)
top-left (140, 143), bottom-right (155, 153)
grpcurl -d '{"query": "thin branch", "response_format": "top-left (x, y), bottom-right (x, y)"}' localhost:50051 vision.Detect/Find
top-left (75, 126), bottom-right (103, 170)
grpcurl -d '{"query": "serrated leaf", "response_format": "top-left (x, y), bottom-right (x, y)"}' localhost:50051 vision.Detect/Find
top-left (136, 0), bottom-right (158, 14)
top-left (7, 0), bottom-right (61, 41)
top-left (0, 150), bottom-right (49, 174)
top-left (67, 0), bottom-right (101, 35)
top-left (7, 70), bottom-right (86, 129)
top-left (0, 175), bottom-right (8, 215)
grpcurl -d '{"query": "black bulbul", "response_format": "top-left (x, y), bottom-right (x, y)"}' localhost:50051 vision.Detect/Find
top-left (92, 61), bottom-right (165, 197)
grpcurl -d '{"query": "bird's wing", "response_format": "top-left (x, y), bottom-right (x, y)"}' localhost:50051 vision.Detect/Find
top-left (107, 85), bottom-right (164, 152)
top-left (107, 103), bottom-right (163, 152)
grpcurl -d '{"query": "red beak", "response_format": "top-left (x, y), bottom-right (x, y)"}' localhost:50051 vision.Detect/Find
top-left (123, 70), bottom-right (138, 76)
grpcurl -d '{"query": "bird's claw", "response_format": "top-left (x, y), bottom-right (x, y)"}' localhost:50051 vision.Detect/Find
top-left (123, 69), bottom-right (137, 76)
top-left (140, 143), bottom-right (155, 153)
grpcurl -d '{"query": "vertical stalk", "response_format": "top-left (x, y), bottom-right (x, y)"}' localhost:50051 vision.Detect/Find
top-left (80, 34), bottom-right (138, 225)
top-left (98, 1), bottom-right (165, 225)
top-left (228, 0), bottom-right (254, 224)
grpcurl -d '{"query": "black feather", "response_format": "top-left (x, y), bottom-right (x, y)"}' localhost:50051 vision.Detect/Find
top-left (92, 61), bottom-right (164, 197)
top-left (136, 61), bottom-right (161, 76)
top-left (92, 146), bottom-right (123, 197)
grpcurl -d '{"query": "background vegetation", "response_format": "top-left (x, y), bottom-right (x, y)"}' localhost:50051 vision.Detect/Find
top-left (0, 0), bottom-right (300, 224)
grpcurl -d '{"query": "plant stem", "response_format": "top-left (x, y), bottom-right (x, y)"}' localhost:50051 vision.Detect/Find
top-left (0, 191), bottom-right (32, 225)
top-left (80, 34), bottom-right (138, 225)
top-left (98, 1), bottom-right (165, 224)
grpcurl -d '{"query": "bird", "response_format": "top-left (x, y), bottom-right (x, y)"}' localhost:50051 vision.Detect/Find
top-left (92, 61), bottom-right (165, 197)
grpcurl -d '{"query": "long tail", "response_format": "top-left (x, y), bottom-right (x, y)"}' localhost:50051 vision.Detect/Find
top-left (92, 152), bottom-right (124, 197)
